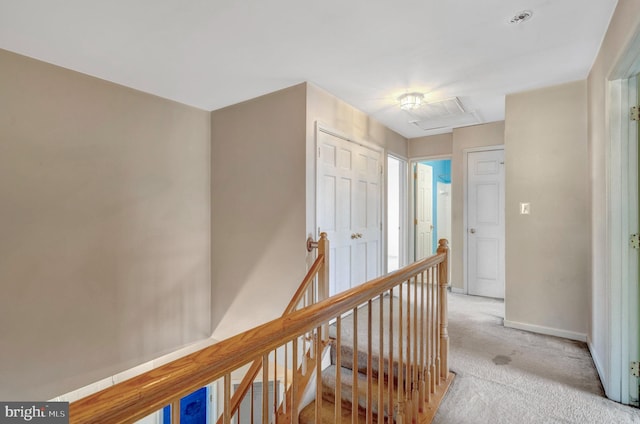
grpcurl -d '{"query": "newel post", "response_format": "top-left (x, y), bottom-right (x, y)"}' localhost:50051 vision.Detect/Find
top-left (318, 232), bottom-right (330, 302)
top-left (437, 239), bottom-right (449, 380)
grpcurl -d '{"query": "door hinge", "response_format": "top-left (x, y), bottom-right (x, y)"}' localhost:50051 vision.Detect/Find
top-left (631, 233), bottom-right (640, 250)
top-left (631, 361), bottom-right (640, 377)
top-left (632, 106), bottom-right (640, 121)
top-left (318, 147), bottom-right (321, 158)
top-left (379, 165), bottom-right (383, 175)
top-left (414, 172), bottom-right (417, 180)
top-left (414, 218), bottom-right (418, 225)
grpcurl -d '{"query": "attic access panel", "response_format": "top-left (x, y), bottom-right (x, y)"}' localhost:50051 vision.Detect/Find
top-left (406, 97), bottom-right (480, 131)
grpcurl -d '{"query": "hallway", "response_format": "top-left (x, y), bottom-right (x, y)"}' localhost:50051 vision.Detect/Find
top-left (434, 293), bottom-right (640, 423)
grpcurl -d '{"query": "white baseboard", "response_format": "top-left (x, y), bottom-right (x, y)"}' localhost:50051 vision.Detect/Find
top-left (588, 338), bottom-right (607, 388)
top-left (450, 287), bottom-right (465, 294)
top-left (503, 319), bottom-right (587, 342)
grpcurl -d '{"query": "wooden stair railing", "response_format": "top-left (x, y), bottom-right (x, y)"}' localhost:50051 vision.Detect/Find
top-left (69, 238), bottom-right (452, 424)
top-left (216, 233), bottom-right (330, 424)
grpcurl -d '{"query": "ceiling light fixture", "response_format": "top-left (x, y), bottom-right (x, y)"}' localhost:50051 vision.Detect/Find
top-left (509, 10), bottom-right (533, 24)
top-left (398, 92), bottom-right (424, 111)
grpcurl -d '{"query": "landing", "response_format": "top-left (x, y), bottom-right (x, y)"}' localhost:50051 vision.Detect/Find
top-left (434, 293), bottom-right (640, 423)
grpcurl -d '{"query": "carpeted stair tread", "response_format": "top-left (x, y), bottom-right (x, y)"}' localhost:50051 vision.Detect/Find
top-left (298, 396), bottom-right (370, 424)
top-left (330, 342), bottom-right (410, 384)
top-left (319, 364), bottom-right (392, 419)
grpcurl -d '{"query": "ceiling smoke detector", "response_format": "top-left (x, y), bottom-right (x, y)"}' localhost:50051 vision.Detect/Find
top-left (509, 10), bottom-right (533, 24)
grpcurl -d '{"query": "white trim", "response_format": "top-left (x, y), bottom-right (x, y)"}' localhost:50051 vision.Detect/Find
top-left (589, 339), bottom-right (607, 384)
top-left (462, 145), bottom-right (504, 295)
top-left (606, 72), bottom-right (640, 404)
top-left (315, 121), bottom-right (384, 153)
top-left (386, 154), bottom-right (409, 272)
top-left (504, 320), bottom-right (587, 342)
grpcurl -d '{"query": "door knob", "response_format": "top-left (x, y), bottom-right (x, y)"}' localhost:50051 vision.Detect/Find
top-left (469, 228), bottom-right (476, 234)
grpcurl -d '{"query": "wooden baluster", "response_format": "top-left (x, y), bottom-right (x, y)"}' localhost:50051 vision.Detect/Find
top-left (283, 343), bottom-right (288, 415)
top-left (419, 271), bottom-right (426, 411)
top-left (224, 373), bottom-right (231, 424)
top-left (250, 383), bottom-right (254, 424)
top-left (438, 239), bottom-right (450, 381)
top-left (315, 326), bottom-right (322, 424)
top-left (367, 300), bottom-right (373, 424)
top-left (405, 280), bottom-right (412, 421)
top-left (171, 398), bottom-right (180, 424)
top-left (430, 266), bottom-right (436, 395)
top-left (412, 275), bottom-right (419, 421)
top-left (388, 289), bottom-right (394, 423)
top-left (319, 234), bottom-right (330, 342)
top-left (292, 338), bottom-right (299, 424)
top-left (435, 266), bottom-right (441, 386)
top-left (263, 354), bottom-right (269, 424)
top-left (397, 283), bottom-right (405, 424)
top-left (378, 294), bottom-right (385, 423)
top-left (352, 307), bottom-right (358, 424)
top-left (335, 315), bottom-right (342, 424)
top-left (274, 349), bottom-right (278, 423)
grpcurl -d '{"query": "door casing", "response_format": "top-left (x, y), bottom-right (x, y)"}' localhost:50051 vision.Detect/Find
top-left (409, 155), bottom-right (452, 266)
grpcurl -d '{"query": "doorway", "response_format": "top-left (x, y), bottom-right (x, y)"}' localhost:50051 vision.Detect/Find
top-left (608, 67), bottom-right (640, 405)
top-left (412, 159), bottom-right (452, 262)
top-left (387, 155), bottom-right (407, 272)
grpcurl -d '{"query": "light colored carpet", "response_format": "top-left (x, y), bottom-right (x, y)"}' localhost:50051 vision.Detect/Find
top-left (434, 293), bottom-right (640, 423)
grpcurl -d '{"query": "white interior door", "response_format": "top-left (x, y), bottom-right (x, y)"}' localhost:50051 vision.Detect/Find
top-left (317, 130), bottom-right (382, 295)
top-left (467, 149), bottom-right (505, 298)
top-left (415, 163), bottom-right (433, 261)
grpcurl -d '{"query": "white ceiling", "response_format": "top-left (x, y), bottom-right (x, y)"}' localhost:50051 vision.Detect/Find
top-left (0, 0), bottom-right (618, 138)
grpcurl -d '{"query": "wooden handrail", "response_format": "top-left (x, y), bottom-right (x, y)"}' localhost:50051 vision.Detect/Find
top-left (70, 239), bottom-right (449, 424)
top-left (216, 233), bottom-right (329, 424)
top-left (284, 252), bottom-right (325, 314)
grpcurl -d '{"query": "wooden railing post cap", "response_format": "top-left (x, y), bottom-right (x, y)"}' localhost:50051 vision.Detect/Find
top-left (437, 239), bottom-right (449, 253)
top-left (319, 232), bottom-right (328, 240)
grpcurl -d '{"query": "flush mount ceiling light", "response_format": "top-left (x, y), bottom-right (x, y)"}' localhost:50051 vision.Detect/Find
top-left (509, 10), bottom-right (533, 24)
top-left (398, 92), bottom-right (424, 111)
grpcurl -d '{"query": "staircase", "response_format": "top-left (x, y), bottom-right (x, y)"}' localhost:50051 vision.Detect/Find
top-left (69, 236), bottom-right (452, 424)
top-left (299, 291), bottom-right (452, 423)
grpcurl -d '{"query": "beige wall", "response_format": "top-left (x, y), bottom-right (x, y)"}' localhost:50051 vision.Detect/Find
top-left (588, 0), bottom-right (640, 393)
top-left (211, 84), bottom-right (308, 340)
top-left (210, 82), bottom-right (408, 340)
top-left (505, 80), bottom-right (589, 338)
top-left (408, 133), bottom-right (453, 158)
top-left (450, 122), bottom-right (505, 288)
top-left (0, 49), bottom-right (211, 400)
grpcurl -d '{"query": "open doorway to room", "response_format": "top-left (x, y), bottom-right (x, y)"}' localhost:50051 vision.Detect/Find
top-left (386, 155), bottom-right (407, 272)
top-left (412, 159), bottom-right (452, 262)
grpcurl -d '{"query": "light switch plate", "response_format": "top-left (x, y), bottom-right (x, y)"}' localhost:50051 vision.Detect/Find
top-left (520, 202), bottom-right (531, 215)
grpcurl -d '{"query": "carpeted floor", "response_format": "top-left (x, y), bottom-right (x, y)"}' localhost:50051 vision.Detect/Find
top-left (434, 293), bottom-right (640, 424)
